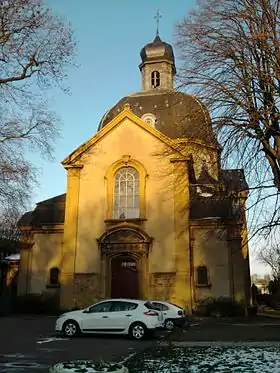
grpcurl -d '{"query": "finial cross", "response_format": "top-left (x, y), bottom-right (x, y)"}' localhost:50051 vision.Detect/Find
top-left (154, 9), bottom-right (162, 36)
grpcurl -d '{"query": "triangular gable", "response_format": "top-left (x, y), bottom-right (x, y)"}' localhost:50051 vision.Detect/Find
top-left (62, 103), bottom-right (185, 167)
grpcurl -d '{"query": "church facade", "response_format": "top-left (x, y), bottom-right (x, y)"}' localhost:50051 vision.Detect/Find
top-left (18, 34), bottom-right (251, 312)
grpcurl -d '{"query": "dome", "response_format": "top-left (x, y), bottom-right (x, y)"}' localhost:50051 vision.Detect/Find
top-left (98, 90), bottom-right (217, 145)
top-left (139, 35), bottom-right (176, 74)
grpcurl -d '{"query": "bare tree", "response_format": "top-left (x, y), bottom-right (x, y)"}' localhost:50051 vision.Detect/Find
top-left (0, 0), bottom-right (75, 210)
top-left (258, 244), bottom-right (280, 280)
top-left (176, 0), bottom-right (280, 236)
top-left (0, 206), bottom-right (22, 258)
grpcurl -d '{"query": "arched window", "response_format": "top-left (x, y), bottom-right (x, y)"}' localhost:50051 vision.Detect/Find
top-left (151, 71), bottom-right (160, 88)
top-left (49, 267), bottom-right (60, 286)
top-left (197, 265), bottom-right (208, 286)
top-left (113, 167), bottom-right (140, 219)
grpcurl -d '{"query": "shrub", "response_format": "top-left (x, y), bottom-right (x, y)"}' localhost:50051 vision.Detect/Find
top-left (247, 306), bottom-right (258, 317)
top-left (194, 297), bottom-right (245, 317)
top-left (14, 292), bottom-right (60, 314)
top-left (256, 293), bottom-right (278, 308)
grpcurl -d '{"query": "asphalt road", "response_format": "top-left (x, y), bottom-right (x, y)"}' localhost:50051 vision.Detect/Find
top-left (0, 316), bottom-right (164, 373)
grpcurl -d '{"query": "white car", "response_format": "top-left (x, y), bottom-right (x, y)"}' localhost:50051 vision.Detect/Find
top-left (55, 299), bottom-right (163, 340)
top-left (149, 300), bottom-right (186, 330)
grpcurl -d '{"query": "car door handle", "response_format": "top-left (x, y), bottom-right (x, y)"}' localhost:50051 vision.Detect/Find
top-left (126, 314), bottom-right (132, 317)
top-left (102, 316), bottom-right (108, 318)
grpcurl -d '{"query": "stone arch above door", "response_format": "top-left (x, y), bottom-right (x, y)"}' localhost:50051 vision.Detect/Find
top-left (97, 225), bottom-right (152, 257)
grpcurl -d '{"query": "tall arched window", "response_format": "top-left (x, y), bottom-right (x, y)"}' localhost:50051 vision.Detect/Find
top-left (113, 167), bottom-right (140, 219)
top-left (151, 71), bottom-right (160, 88)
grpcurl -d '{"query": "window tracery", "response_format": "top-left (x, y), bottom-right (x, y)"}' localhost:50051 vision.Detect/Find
top-left (113, 167), bottom-right (140, 219)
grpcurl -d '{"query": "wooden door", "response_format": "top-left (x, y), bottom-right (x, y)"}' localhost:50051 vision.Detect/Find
top-left (111, 255), bottom-right (138, 299)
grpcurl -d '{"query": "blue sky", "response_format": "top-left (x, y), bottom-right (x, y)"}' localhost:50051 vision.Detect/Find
top-left (30, 0), bottom-right (267, 275)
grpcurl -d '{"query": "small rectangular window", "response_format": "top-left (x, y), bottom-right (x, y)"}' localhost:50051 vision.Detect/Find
top-left (49, 267), bottom-right (60, 286)
top-left (197, 266), bottom-right (209, 286)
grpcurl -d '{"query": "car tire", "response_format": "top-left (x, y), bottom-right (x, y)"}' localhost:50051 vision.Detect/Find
top-left (165, 319), bottom-right (175, 330)
top-left (62, 320), bottom-right (80, 337)
top-left (129, 322), bottom-right (147, 340)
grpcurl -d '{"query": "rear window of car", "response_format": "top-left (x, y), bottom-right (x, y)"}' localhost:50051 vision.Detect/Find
top-left (151, 302), bottom-right (169, 311)
top-left (168, 302), bottom-right (183, 309)
top-left (144, 301), bottom-right (160, 310)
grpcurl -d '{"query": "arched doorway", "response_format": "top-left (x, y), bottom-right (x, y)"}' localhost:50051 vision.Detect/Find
top-left (111, 255), bottom-right (138, 299)
top-left (98, 226), bottom-right (152, 300)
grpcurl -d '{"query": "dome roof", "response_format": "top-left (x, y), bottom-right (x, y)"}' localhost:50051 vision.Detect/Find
top-left (98, 90), bottom-right (217, 145)
top-left (139, 35), bottom-right (176, 74)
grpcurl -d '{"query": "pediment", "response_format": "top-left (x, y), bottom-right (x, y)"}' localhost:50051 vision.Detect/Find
top-left (62, 104), bottom-right (186, 167)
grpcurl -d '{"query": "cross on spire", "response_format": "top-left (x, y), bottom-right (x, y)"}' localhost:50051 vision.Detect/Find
top-left (154, 9), bottom-right (162, 36)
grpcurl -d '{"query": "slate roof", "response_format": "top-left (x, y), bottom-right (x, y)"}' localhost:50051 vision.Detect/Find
top-left (98, 91), bottom-right (218, 145)
top-left (196, 166), bottom-right (219, 185)
top-left (189, 169), bottom-right (248, 220)
top-left (18, 194), bottom-right (66, 227)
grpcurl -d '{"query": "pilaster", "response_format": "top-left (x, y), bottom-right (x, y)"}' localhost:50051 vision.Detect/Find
top-left (60, 165), bottom-right (83, 310)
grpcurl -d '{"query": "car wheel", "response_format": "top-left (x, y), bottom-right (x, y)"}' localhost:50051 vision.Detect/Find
top-left (165, 319), bottom-right (175, 330)
top-left (62, 320), bottom-right (80, 337)
top-left (129, 322), bottom-right (147, 340)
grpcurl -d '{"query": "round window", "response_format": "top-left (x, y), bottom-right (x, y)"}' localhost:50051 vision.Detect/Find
top-left (141, 113), bottom-right (156, 127)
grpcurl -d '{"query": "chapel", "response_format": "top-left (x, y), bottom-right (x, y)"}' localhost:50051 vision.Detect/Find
top-left (17, 33), bottom-right (251, 312)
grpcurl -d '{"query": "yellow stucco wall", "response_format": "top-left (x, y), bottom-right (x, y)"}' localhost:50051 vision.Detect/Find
top-left (75, 118), bottom-right (177, 274)
top-left (29, 232), bottom-right (63, 294)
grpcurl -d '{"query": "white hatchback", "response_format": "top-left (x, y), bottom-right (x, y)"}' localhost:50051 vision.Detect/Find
top-left (55, 299), bottom-right (164, 340)
top-left (149, 300), bottom-right (186, 330)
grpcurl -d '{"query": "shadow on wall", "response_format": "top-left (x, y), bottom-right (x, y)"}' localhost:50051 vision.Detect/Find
top-left (0, 265), bottom-right (61, 316)
top-left (1, 238), bottom-right (64, 316)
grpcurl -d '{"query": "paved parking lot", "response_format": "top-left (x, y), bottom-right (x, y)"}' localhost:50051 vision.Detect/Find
top-left (0, 316), bottom-right (164, 372)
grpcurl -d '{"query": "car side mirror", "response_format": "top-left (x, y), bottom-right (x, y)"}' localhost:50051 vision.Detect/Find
top-left (83, 308), bottom-right (89, 313)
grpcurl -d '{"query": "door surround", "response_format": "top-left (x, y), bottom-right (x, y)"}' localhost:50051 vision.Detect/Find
top-left (97, 225), bottom-right (152, 299)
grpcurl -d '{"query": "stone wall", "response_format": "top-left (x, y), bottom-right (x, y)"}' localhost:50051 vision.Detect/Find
top-left (72, 273), bottom-right (101, 309)
top-left (149, 272), bottom-right (176, 300)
